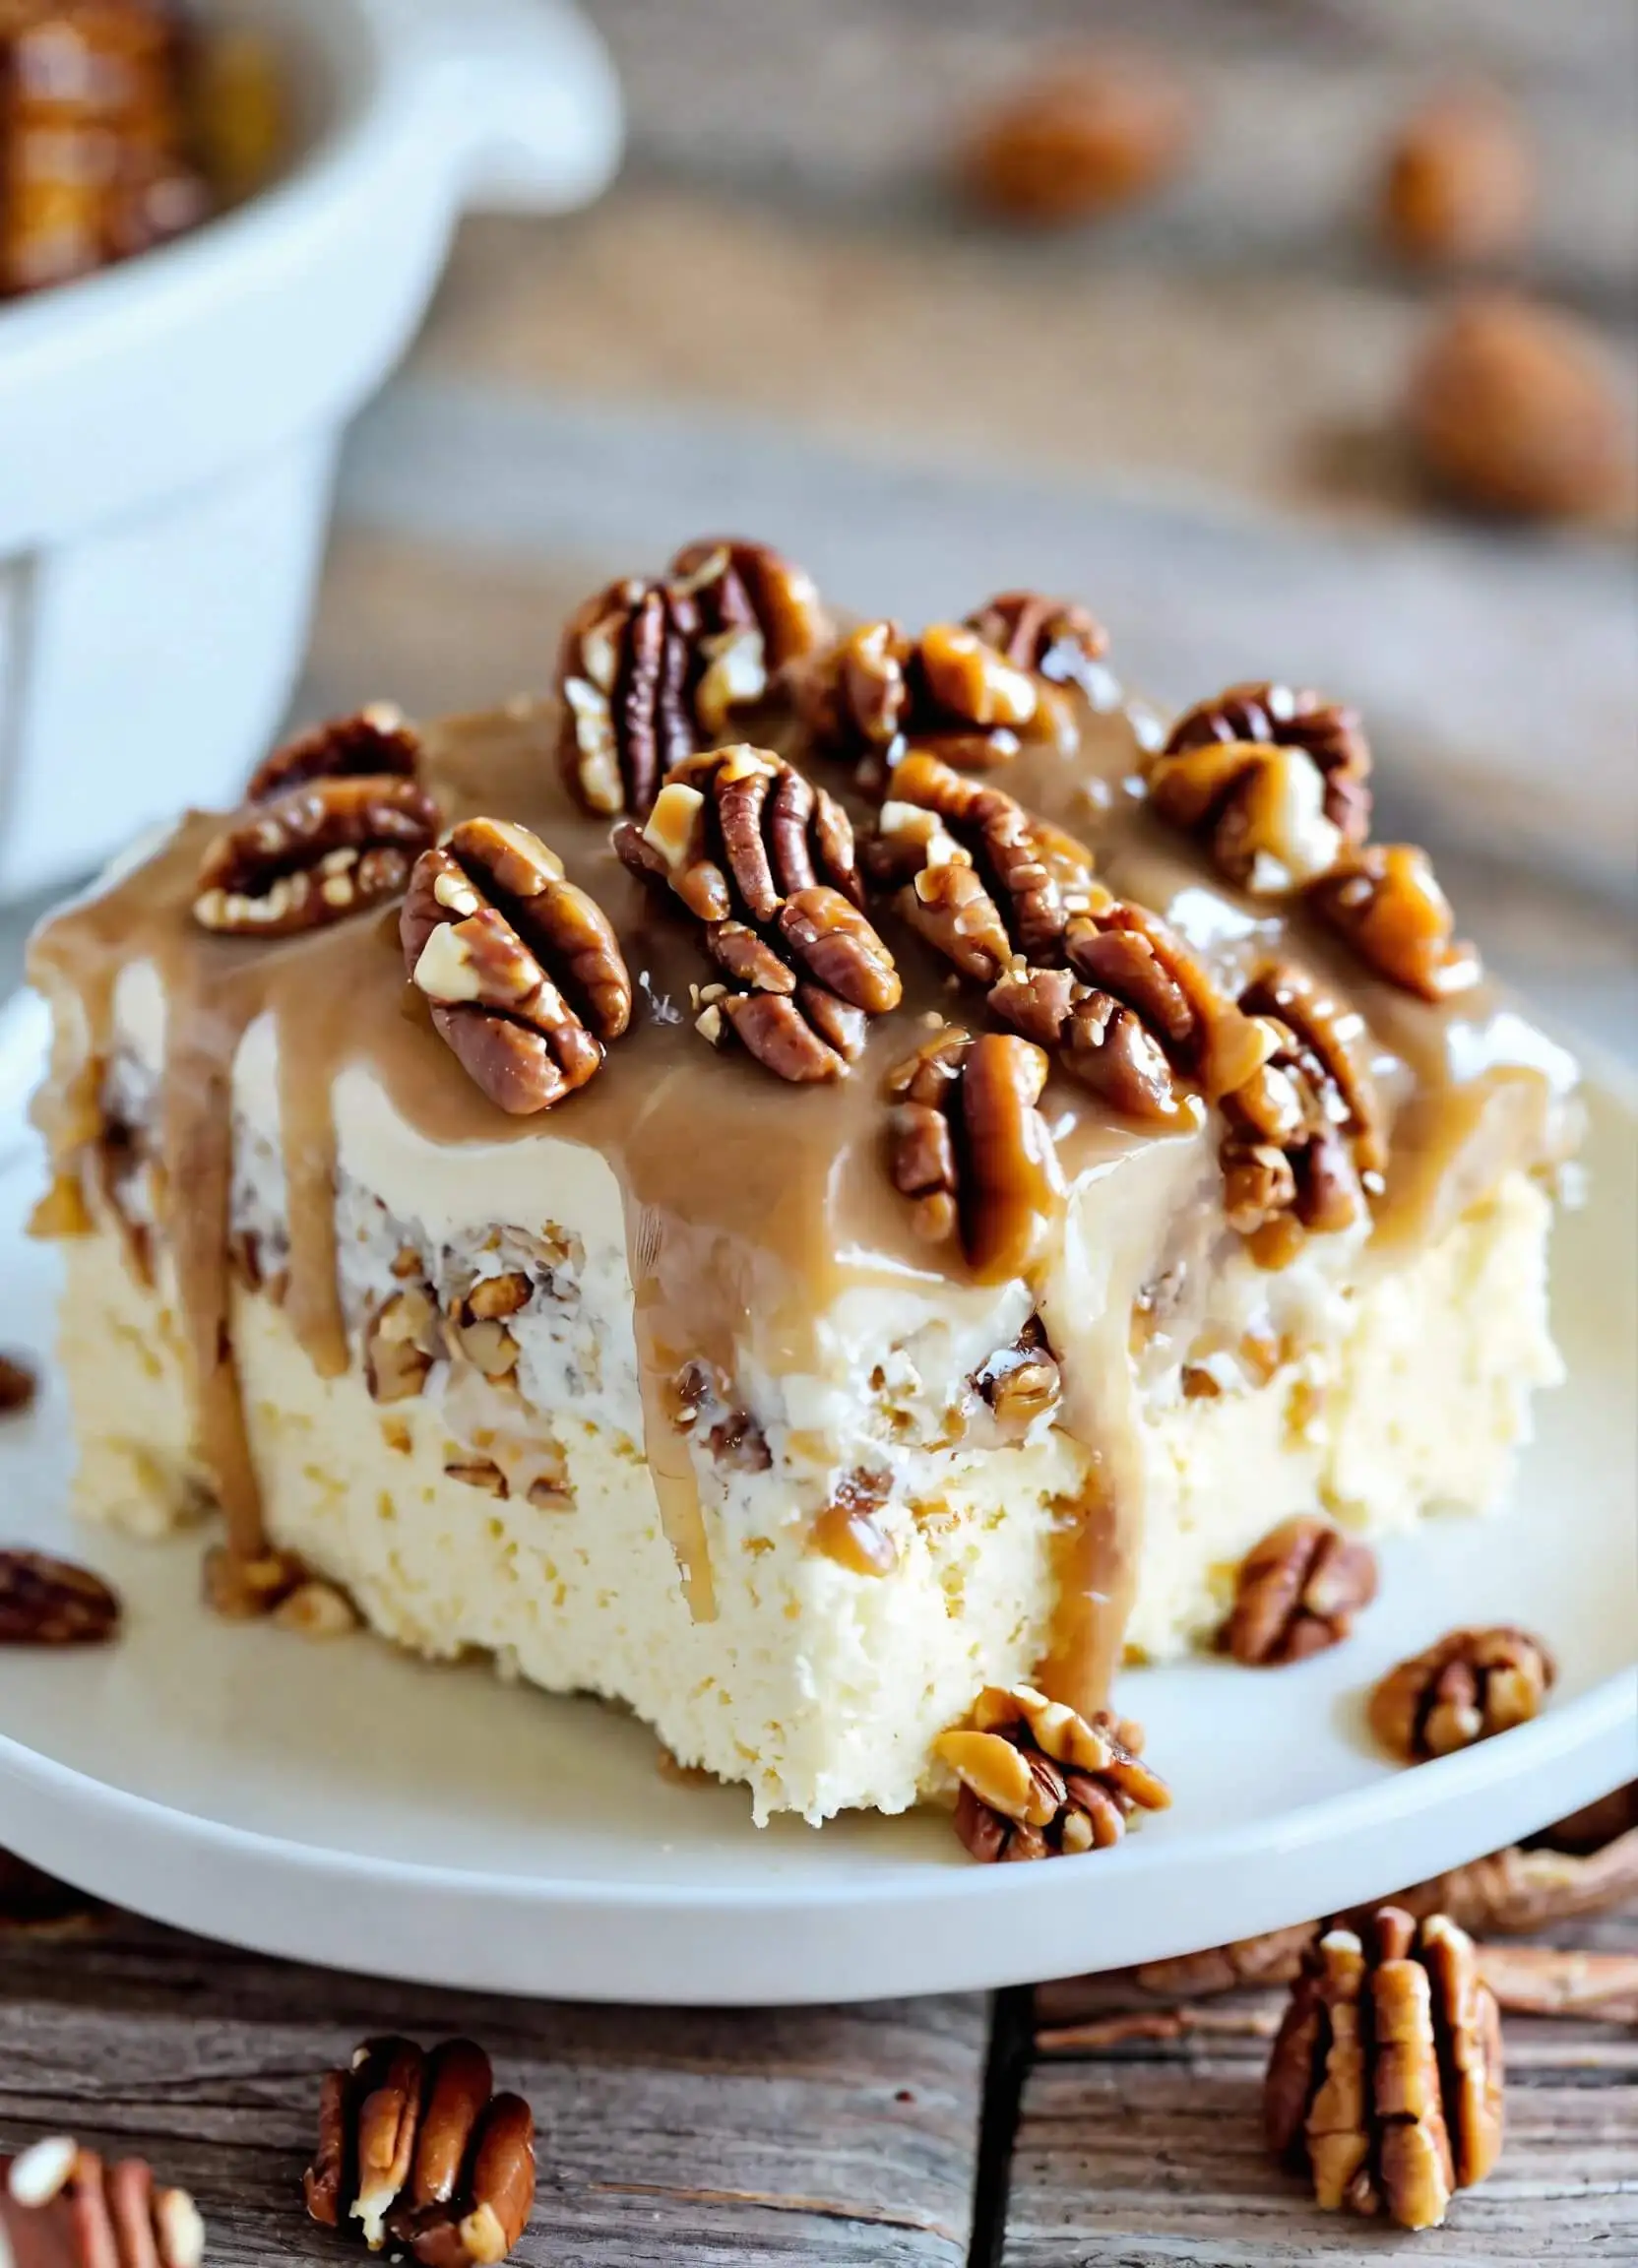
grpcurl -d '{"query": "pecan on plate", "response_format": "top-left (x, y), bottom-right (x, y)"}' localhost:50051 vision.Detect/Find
top-left (304, 2035), bottom-right (536, 2264)
top-left (964, 590), bottom-right (1110, 701)
top-left (0, 1350), bottom-right (36, 1414)
top-left (0, 1548), bottom-right (120, 1646)
top-left (615, 744), bottom-right (900, 1082)
top-left (556, 539), bottom-right (827, 819)
top-left (1368, 1626), bottom-right (1555, 1763)
top-left (937, 1684), bottom-right (1169, 1861)
top-left (1222, 1516), bottom-right (1379, 1666)
top-left (193, 775), bottom-right (438, 937)
top-left (1265, 1905), bottom-right (1504, 2231)
top-left (244, 703), bottom-right (421, 801)
top-left (2, 2135), bottom-right (206, 2267)
top-left (1311, 844), bottom-right (1481, 1001)
top-left (1152, 680), bottom-right (1372, 886)
top-left (403, 816), bottom-right (632, 1114)
top-left (1218, 963), bottom-right (1385, 1258)
top-left (884, 1028), bottom-right (1062, 1281)
top-left (801, 617), bottom-right (1052, 792)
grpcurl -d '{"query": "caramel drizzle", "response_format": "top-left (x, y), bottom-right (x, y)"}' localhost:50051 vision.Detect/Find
top-left (26, 694), bottom-right (1568, 1734)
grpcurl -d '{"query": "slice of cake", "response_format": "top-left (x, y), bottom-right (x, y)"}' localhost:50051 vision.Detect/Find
top-left (28, 544), bottom-right (1579, 1828)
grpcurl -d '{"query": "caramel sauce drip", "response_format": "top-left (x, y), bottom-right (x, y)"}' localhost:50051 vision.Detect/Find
top-left (27, 688), bottom-right (1571, 1724)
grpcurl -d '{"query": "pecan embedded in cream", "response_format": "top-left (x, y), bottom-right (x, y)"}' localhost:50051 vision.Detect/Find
top-left (1312, 844), bottom-right (1482, 1001)
top-left (1264, 1905), bottom-right (1504, 2231)
top-left (402, 815), bottom-right (632, 1114)
top-left (885, 1027), bottom-right (1063, 1281)
top-left (245, 704), bottom-right (421, 802)
top-left (193, 776), bottom-right (439, 938)
top-left (615, 745), bottom-right (900, 1083)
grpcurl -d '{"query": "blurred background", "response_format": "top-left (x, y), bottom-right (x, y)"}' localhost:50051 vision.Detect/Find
top-left (1, 0), bottom-right (1634, 1044)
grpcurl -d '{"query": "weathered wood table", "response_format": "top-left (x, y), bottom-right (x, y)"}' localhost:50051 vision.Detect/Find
top-left (3, 0), bottom-right (1634, 2257)
top-left (2, 1855), bottom-right (1634, 2262)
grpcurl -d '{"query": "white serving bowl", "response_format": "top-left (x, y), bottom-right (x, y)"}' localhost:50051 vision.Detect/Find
top-left (0, 0), bottom-right (621, 904)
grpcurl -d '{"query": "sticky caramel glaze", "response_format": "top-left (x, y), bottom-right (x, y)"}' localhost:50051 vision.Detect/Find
top-left (29, 692), bottom-right (1575, 1729)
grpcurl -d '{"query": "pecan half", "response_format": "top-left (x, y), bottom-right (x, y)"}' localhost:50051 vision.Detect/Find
top-left (245, 704), bottom-right (421, 802)
top-left (403, 816), bottom-right (632, 1114)
top-left (0, 1351), bottom-right (36, 1415)
top-left (962, 54), bottom-right (1196, 227)
top-left (802, 617), bottom-right (1052, 791)
top-left (304, 2034), bottom-right (536, 2264)
top-left (0, 1549), bottom-right (120, 1645)
top-left (1222, 1516), bottom-right (1379, 1666)
top-left (1265, 1905), bottom-right (1503, 2231)
top-left (1064, 900), bottom-right (1275, 1103)
top-left (557, 538), bottom-right (828, 817)
top-left (937, 1684), bottom-right (1169, 1862)
top-left (964, 590), bottom-right (1110, 700)
top-left (615, 745), bottom-right (899, 1082)
top-left (194, 776), bottom-right (438, 937)
top-left (1368, 1626), bottom-right (1555, 1762)
top-left (1161, 680), bottom-right (1372, 847)
top-left (2, 2137), bottom-right (206, 2268)
top-left (885, 1028), bottom-right (1062, 1281)
top-left (1311, 844), bottom-right (1482, 1001)
top-left (1219, 964), bottom-right (1384, 1259)
top-left (1379, 86), bottom-right (1533, 269)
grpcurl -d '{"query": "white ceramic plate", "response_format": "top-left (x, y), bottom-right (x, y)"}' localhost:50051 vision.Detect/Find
top-left (0, 993), bottom-right (1632, 2005)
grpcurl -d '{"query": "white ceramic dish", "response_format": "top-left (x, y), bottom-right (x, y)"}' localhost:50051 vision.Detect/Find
top-left (0, 0), bottom-right (620, 906)
top-left (0, 991), bottom-right (1631, 2005)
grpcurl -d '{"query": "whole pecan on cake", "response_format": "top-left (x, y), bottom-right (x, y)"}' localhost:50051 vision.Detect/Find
top-left (1368, 1626), bottom-right (1555, 1762)
top-left (884, 1027), bottom-right (1063, 1280)
top-left (936, 1684), bottom-right (1170, 1861)
top-left (193, 773), bottom-right (439, 937)
top-left (402, 816), bottom-right (632, 1114)
top-left (873, 752), bottom-right (1275, 1124)
top-left (243, 703), bottom-right (422, 801)
top-left (1218, 963), bottom-right (1386, 1259)
top-left (963, 590), bottom-right (1111, 701)
top-left (801, 612), bottom-right (1065, 793)
top-left (1264, 1905), bottom-right (1504, 2231)
top-left (556, 537), bottom-right (828, 818)
top-left (0, 1548), bottom-right (120, 1646)
top-left (1147, 680), bottom-right (1373, 892)
top-left (304, 2035), bottom-right (536, 2264)
top-left (1311, 843), bottom-right (1482, 1001)
top-left (614, 744), bottom-right (901, 1081)
top-left (1222, 1515), bottom-right (1379, 1666)
top-left (2, 2134), bottom-right (206, 2267)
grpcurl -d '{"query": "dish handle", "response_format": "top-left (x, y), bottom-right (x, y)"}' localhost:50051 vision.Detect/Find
top-left (397, 0), bottom-right (623, 214)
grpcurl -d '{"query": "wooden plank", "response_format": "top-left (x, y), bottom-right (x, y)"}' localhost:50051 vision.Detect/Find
top-left (0, 1897), bottom-right (987, 2264)
top-left (1005, 1905), bottom-right (1638, 2264)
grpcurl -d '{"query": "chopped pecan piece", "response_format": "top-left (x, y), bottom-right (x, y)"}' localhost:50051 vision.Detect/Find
top-left (0, 1548), bottom-right (120, 1646)
top-left (802, 617), bottom-right (1056, 790)
top-left (2, 2136), bottom-right (206, 2268)
top-left (304, 2034), bottom-right (536, 2264)
top-left (937, 1684), bottom-right (1169, 1861)
top-left (885, 1028), bottom-right (1062, 1281)
top-left (973, 1318), bottom-right (1061, 1435)
top-left (202, 1543), bottom-right (308, 1621)
top-left (403, 816), bottom-right (632, 1115)
top-left (1222, 1516), bottom-right (1378, 1666)
top-left (1156, 679), bottom-right (1372, 862)
top-left (1311, 844), bottom-right (1482, 1001)
top-left (615, 745), bottom-right (899, 1082)
top-left (194, 775), bottom-right (438, 937)
top-left (1265, 1905), bottom-right (1504, 2231)
top-left (556, 538), bottom-right (828, 817)
top-left (1368, 1626), bottom-right (1554, 1762)
top-left (0, 1351), bottom-right (36, 1414)
top-left (964, 590), bottom-right (1110, 700)
top-left (365, 1286), bottom-right (440, 1404)
top-left (245, 704), bottom-right (421, 801)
